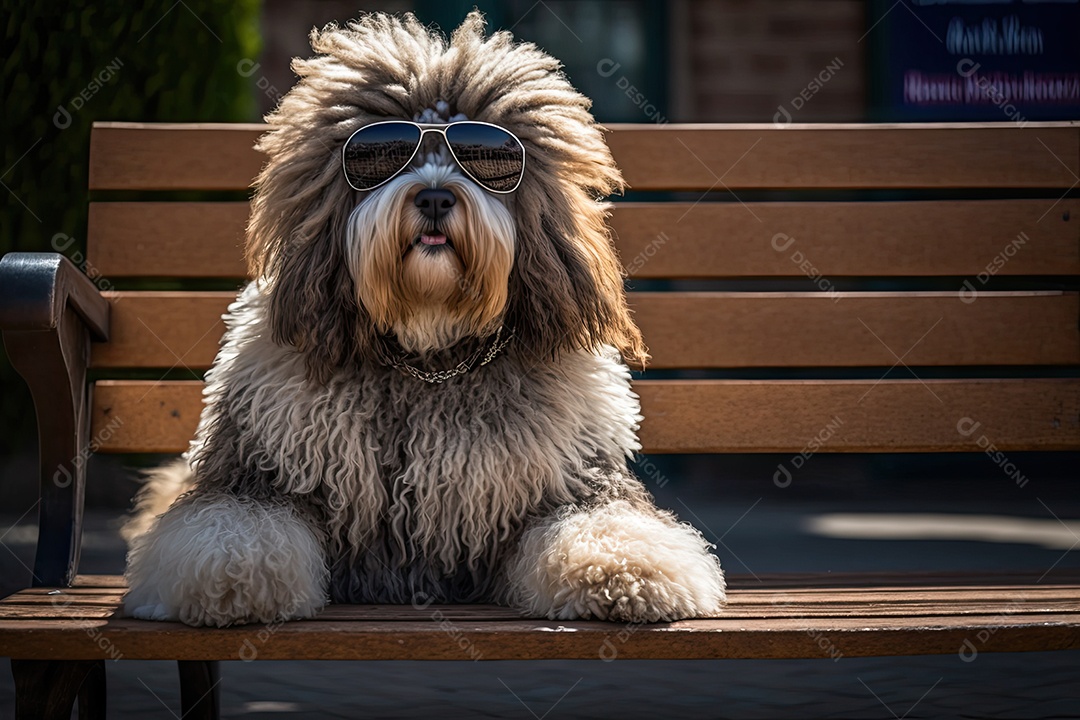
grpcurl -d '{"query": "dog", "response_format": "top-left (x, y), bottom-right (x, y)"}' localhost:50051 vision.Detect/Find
top-left (122, 11), bottom-right (726, 627)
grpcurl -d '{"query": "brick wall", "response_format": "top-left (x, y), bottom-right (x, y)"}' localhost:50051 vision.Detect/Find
top-left (673, 0), bottom-right (867, 122)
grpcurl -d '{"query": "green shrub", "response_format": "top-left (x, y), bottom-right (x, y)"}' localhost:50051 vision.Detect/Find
top-left (1, 2), bottom-right (261, 453)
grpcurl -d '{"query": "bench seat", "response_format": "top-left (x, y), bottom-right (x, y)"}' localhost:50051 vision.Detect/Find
top-left (3, 574), bottom-right (1079, 661)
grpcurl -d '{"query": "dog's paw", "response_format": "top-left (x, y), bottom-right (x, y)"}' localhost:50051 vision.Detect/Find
top-left (124, 494), bottom-right (329, 627)
top-left (162, 586), bottom-right (315, 628)
top-left (128, 602), bottom-right (175, 622)
top-left (506, 500), bottom-right (727, 623)
top-left (124, 583), bottom-right (316, 627)
top-left (553, 567), bottom-right (704, 623)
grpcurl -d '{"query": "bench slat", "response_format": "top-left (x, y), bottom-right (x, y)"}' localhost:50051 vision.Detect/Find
top-left (86, 199), bottom-right (1080, 279)
top-left (2, 615), bottom-right (1073, 660)
top-left (65, 572), bottom-right (1078, 590)
top-left (89, 123), bottom-right (266, 192)
top-left (608, 123), bottom-right (1080, 190)
top-left (52, 572), bottom-right (1080, 591)
top-left (92, 292), bottom-right (231, 370)
top-left (634, 291), bottom-right (1079, 368)
top-left (88, 122), bottom-right (1080, 191)
top-left (2, 578), bottom-right (1078, 660)
top-left (7, 596), bottom-right (1080, 620)
top-left (614, 199), bottom-right (1080, 278)
top-left (90, 291), bottom-right (1080, 370)
top-left (640, 378), bottom-right (1080, 453)
top-left (88, 202), bottom-right (248, 278)
top-left (88, 379), bottom-right (1080, 454)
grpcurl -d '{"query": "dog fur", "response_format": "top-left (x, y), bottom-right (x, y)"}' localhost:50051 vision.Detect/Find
top-left (123, 11), bottom-right (725, 627)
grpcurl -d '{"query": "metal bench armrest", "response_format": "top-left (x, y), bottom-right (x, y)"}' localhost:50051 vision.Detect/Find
top-left (0, 253), bottom-right (111, 587)
top-left (0, 253), bottom-right (109, 339)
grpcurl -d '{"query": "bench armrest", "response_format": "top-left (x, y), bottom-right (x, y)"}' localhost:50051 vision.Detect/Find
top-left (0, 252), bottom-right (111, 587)
top-left (0, 253), bottom-right (109, 339)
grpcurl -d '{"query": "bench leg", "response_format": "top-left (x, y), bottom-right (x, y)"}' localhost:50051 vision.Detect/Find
top-left (11, 659), bottom-right (105, 719)
top-left (77, 660), bottom-right (107, 719)
top-left (179, 660), bottom-right (221, 720)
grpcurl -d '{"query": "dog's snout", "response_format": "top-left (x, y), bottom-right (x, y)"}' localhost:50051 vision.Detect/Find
top-left (414, 188), bottom-right (456, 222)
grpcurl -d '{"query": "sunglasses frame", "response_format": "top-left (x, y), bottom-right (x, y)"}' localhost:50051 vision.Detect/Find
top-left (341, 120), bottom-right (526, 194)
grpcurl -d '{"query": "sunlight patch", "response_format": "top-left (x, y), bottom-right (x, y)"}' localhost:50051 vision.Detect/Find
top-left (805, 513), bottom-right (1080, 550)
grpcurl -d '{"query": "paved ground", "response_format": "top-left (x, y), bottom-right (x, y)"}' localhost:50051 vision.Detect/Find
top-left (1, 453), bottom-right (1078, 718)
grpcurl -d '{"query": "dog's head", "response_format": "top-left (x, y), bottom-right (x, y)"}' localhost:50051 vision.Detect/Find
top-left (248, 11), bottom-right (646, 382)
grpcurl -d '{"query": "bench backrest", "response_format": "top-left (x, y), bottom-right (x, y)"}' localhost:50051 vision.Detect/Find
top-left (84, 122), bottom-right (1080, 457)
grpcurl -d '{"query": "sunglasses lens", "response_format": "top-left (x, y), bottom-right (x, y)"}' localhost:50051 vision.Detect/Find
top-left (445, 123), bottom-right (525, 192)
top-left (342, 122), bottom-right (422, 190)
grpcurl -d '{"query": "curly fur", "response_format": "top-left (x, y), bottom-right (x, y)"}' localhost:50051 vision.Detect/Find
top-left (125, 492), bottom-right (328, 627)
top-left (503, 500), bottom-right (727, 622)
top-left (124, 11), bottom-right (724, 627)
top-left (119, 458), bottom-right (194, 544)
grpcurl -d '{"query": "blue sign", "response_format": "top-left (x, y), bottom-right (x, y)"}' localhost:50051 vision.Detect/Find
top-left (867, 0), bottom-right (1080, 122)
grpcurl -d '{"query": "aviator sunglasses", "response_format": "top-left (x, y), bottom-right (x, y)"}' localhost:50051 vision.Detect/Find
top-left (341, 120), bottom-right (526, 193)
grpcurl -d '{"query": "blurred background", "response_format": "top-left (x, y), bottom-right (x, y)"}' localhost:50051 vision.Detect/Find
top-left (2, 1), bottom-right (1079, 718)
top-left (4, 0), bottom-right (1078, 505)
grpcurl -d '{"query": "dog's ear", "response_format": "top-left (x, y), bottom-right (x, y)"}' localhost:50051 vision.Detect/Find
top-left (261, 235), bottom-right (374, 385)
top-left (246, 132), bottom-right (381, 384)
top-left (507, 188), bottom-right (648, 369)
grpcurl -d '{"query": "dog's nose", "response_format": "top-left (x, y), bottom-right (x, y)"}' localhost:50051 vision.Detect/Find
top-left (414, 188), bottom-right (456, 222)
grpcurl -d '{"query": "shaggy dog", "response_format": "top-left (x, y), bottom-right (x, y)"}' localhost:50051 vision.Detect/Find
top-left (123, 12), bottom-right (726, 627)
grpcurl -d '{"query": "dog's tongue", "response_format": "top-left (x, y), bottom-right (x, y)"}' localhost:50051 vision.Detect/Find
top-left (420, 234), bottom-right (447, 246)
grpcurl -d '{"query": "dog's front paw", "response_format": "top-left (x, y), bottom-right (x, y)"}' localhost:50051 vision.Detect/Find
top-left (507, 500), bottom-right (727, 622)
top-left (126, 580), bottom-right (310, 627)
top-left (124, 495), bottom-right (329, 627)
top-left (128, 602), bottom-right (175, 622)
top-left (605, 574), bottom-right (685, 624)
top-left (554, 566), bottom-right (702, 623)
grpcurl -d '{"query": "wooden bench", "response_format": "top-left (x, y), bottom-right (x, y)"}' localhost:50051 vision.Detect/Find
top-left (2, 120), bottom-right (1079, 719)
